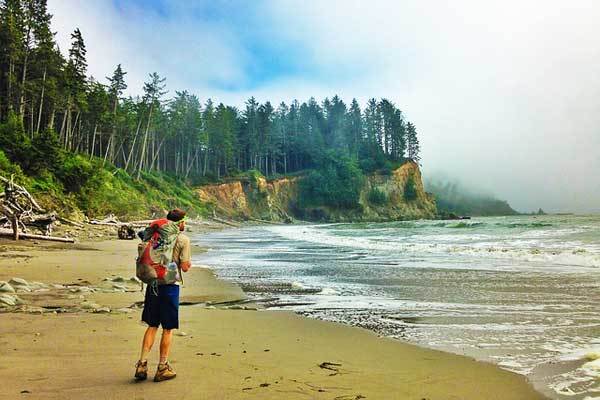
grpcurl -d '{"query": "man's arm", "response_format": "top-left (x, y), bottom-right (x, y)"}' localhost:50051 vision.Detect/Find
top-left (174, 235), bottom-right (192, 272)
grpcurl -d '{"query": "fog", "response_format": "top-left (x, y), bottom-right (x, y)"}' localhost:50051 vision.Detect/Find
top-left (48, 0), bottom-right (600, 213)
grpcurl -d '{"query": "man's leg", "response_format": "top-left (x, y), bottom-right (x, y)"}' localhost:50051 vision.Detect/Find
top-left (140, 326), bottom-right (159, 361)
top-left (159, 328), bottom-right (173, 365)
top-left (135, 326), bottom-right (158, 380)
top-left (154, 329), bottom-right (177, 381)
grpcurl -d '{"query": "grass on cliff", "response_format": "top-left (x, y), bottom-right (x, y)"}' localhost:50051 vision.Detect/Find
top-left (0, 149), bottom-right (206, 220)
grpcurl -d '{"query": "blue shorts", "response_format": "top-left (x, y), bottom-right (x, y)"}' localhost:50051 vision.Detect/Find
top-left (141, 284), bottom-right (179, 330)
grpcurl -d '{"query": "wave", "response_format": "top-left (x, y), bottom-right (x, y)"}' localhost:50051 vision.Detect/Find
top-left (267, 225), bottom-right (600, 269)
top-left (446, 222), bottom-right (485, 228)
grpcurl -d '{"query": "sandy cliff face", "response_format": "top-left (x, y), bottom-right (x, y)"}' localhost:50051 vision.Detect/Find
top-left (361, 161), bottom-right (436, 221)
top-left (197, 161), bottom-right (436, 222)
top-left (197, 177), bottom-right (298, 221)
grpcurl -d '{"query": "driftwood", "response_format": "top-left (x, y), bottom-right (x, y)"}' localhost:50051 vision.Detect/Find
top-left (0, 229), bottom-right (75, 243)
top-left (90, 214), bottom-right (120, 225)
top-left (0, 175), bottom-right (71, 242)
top-left (0, 175), bottom-right (44, 212)
top-left (209, 216), bottom-right (240, 227)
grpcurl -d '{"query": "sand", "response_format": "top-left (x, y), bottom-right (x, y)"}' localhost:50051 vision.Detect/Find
top-left (0, 234), bottom-right (547, 399)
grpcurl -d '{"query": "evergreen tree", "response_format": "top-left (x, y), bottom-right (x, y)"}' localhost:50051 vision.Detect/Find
top-left (406, 122), bottom-right (420, 164)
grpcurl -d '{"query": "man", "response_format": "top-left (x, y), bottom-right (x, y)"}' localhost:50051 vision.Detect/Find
top-left (134, 208), bottom-right (192, 382)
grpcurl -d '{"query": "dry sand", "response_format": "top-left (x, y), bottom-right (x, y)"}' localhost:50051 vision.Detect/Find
top-left (0, 234), bottom-right (547, 399)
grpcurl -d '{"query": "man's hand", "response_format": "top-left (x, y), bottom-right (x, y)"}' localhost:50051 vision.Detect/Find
top-left (180, 261), bottom-right (191, 273)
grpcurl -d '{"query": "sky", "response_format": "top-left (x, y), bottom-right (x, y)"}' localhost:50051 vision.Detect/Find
top-left (48, 0), bottom-right (600, 213)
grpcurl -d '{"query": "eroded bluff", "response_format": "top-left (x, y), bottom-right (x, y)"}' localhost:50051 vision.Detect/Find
top-left (197, 161), bottom-right (436, 222)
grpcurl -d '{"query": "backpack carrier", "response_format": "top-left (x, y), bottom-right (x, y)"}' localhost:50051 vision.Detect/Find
top-left (136, 218), bottom-right (183, 293)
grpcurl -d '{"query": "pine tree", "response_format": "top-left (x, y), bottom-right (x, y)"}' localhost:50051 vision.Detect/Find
top-left (347, 98), bottom-right (362, 157)
top-left (106, 64), bottom-right (127, 163)
top-left (406, 122), bottom-right (420, 164)
top-left (0, 0), bottom-right (25, 117)
top-left (137, 72), bottom-right (166, 177)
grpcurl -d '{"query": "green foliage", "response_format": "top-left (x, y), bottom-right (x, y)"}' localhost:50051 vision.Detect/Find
top-left (0, 112), bottom-right (31, 169)
top-left (73, 166), bottom-right (206, 218)
top-left (246, 169), bottom-right (264, 187)
top-left (368, 187), bottom-right (388, 205)
top-left (299, 151), bottom-right (364, 209)
top-left (30, 129), bottom-right (64, 173)
top-left (0, 149), bottom-right (23, 177)
top-left (55, 154), bottom-right (95, 192)
top-left (404, 174), bottom-right (418, 201)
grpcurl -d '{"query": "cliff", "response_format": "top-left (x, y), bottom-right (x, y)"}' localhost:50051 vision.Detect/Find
top-left (197, 161), bottom-right (436, 222)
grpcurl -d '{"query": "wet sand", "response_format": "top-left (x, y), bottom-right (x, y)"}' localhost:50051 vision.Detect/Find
top-left (0, 235), bottom-right (547, 399)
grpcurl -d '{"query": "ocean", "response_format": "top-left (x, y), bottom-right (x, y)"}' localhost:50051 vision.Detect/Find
top-left (193, 214), bottom-right (600, 399)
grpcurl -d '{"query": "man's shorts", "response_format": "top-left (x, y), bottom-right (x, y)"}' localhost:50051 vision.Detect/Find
top-left (141, 284), bottom-right (179, 329)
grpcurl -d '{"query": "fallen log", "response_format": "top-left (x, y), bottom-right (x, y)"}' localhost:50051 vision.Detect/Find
top-left (210, 216), bottom-right (241, 227)
top-left (89, 221), bottom-right (122, 227)
top-left (0, 229), bottom-right (74, 243)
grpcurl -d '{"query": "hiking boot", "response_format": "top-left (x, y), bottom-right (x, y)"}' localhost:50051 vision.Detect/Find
top-left (154, 362), bottom-right (176, 382)
top-left (134, 360), bottom-right (148, 380)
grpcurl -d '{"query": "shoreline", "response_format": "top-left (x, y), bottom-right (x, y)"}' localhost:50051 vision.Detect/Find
top-left (0, 231), bottom-right (547, 399)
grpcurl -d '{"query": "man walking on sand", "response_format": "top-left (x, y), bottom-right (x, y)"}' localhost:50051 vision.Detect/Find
top-left (134, 208), bottom-right (192, 382)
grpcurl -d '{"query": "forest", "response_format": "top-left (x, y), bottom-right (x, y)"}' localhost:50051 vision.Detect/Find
top-left (0, 0), bottom-right (422, 215)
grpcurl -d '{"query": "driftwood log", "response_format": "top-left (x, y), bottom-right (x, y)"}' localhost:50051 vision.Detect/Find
top-left (0, 229), bottom-right (75, 243)
top-left (0, 175), bottom-right (71, 242)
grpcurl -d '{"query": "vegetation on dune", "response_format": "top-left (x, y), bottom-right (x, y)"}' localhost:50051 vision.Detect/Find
top-left (404, 174), bottom-right (418, 202)
top-left (0, 147), bottom-right (205, 220)
top-left (368, 187), bottom-right (388, 206)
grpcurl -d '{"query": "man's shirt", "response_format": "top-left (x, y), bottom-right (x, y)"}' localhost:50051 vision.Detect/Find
top-left (172, 234), bottom-right (191, 272)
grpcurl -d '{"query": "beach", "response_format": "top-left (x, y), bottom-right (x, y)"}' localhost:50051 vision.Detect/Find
top-left (0, 229), bottom-right (545, 399)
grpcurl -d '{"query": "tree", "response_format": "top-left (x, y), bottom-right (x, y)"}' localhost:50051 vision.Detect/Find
top-left (0, 0), bottom-right (25, 117)
top-left (60, 28), bottom-right (88, 149)
top-left (136, 72), bottom-right (166, 178)
top-left (406, 122), bottom-right (420, 164)
top-left (106, 63), bottom-right (127, 163)
top-left (347, 98), bottom-right (362, 157)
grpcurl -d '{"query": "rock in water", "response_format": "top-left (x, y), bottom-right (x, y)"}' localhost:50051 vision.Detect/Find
top-left (0, 282), bottom-right (15, 293)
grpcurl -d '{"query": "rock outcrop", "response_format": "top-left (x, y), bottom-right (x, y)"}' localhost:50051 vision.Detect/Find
top-left (197, 161), bottom-right (436, 222)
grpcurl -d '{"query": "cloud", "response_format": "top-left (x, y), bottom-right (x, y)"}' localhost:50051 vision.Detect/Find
top-left (47, 0), bottom-right (600, 213)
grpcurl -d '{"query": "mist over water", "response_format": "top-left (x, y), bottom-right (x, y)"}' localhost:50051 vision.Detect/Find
top-left (195, 215), bottom-right (600, 399)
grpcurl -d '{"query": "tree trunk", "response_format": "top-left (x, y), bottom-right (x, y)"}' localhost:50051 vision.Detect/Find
top-left (149, 137), bottom-right (166, 171)
top-left (137, 104), bottom-right (153, 179)
top-left (35, 68), bottom-right (47, 135)
top-left (185, 146), bottom-right (200, 179)
top-left (125, 118), bottom-right (143, 172)
top-left (59, 103), bottom-right (68, 143)
top-left (89, 124), bottom-right (98, 160)
top-left (103, 134), bottom-right (112, 165)
top-left (203, 150), bottom-right (208, 176)
top-left (7, 60), bottom-right (14, 112)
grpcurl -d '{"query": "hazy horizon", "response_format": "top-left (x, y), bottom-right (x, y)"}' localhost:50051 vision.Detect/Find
top-left (48, 0), bottom-right (600, 213)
